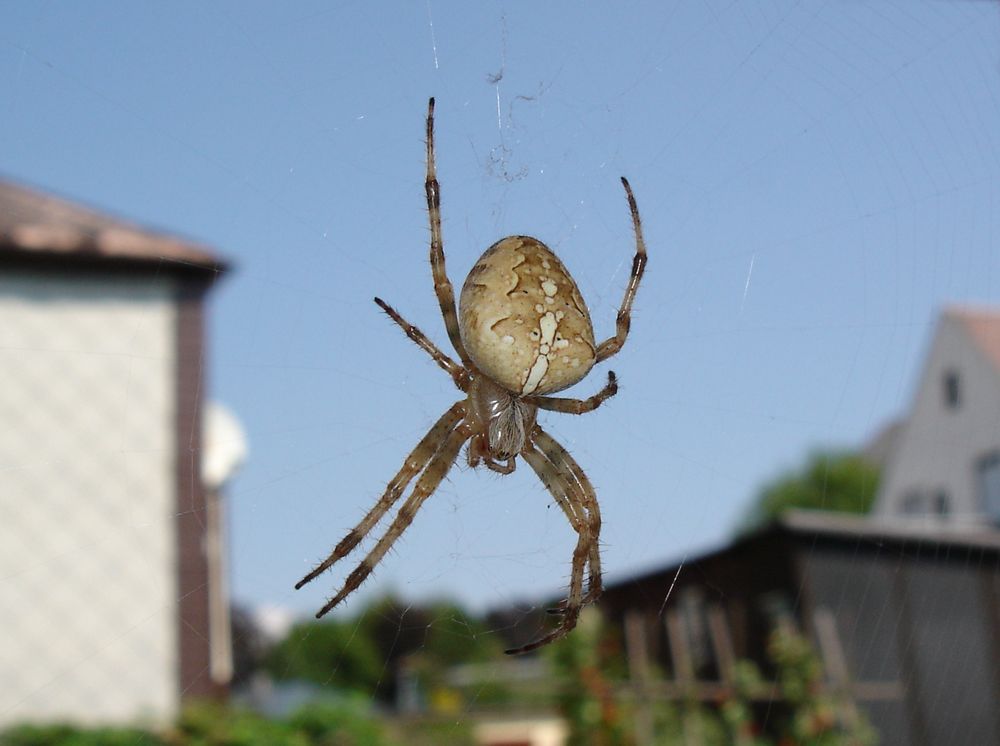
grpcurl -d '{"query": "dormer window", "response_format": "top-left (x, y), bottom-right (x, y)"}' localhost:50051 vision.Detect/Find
top-left (943, 369), bottom-right (961, 409)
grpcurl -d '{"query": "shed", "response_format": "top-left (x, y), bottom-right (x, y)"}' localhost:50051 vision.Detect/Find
top-left (0, 178), bottom-right (228, 725)
top-left (599, 511), bottom-right (1000, 746)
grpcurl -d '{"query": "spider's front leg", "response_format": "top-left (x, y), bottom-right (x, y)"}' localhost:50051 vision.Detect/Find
top-left (425, 97), bottom-right (475, 370)
top-left (595, 177), bottom-right (648, 363)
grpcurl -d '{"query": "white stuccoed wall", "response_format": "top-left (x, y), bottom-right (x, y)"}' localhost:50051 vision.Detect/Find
top-left (0, 269), bottom-right (180, 725)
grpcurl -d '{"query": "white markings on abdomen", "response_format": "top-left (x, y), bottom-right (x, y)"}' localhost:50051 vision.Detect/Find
top-left (520, 275), bottom-right (572, 394)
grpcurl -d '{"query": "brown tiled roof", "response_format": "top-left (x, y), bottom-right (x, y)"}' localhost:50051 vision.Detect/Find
top-left (0, 177), bottom-right (226, 274)
top-left (946, 305), bottom-right (1000, 374)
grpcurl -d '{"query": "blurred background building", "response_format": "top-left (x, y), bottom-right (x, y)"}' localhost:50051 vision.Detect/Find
top-left (873, 306), bottom-right (1000, 525)
top-left (0, 179), bottom-right (243, 726)
top-left (586, 306), bottom-right (1000, 746)
top-left (598, 512), bottom-right (1000, 746)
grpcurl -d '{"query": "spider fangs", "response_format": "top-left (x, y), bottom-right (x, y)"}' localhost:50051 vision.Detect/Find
top-left (296, 98), bottom-right (647, 655)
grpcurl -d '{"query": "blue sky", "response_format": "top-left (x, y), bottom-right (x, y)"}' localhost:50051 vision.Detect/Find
top-left (3, 1), bottom-right (999, 619)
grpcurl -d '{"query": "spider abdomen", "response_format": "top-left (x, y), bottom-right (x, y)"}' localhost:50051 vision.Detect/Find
top-left (459, 236), bottom-right (597, 396)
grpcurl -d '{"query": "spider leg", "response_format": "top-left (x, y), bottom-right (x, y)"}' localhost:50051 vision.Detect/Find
top-left (509, 430), bottom-right (601, 655)
top-left (425, 97), bottom-right (475, 369)
top-left (374, 297), bottom-right (469, 390)
top-left (524, 371), bottom-right (618, 415)
top-left (295, 401), bottom-right (466, 592)
top-left (520, 445), bottom-right (586, 532)
top-left (595, 177), bottom-right (648, 363)
top-left (313, 421), bottom-right (472, 618)
top-left (485, 456), bottom-right (516, 474)
top-left (534, 427), bottom-right (603, 605)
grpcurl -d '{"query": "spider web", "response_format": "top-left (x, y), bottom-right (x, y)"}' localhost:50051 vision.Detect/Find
top-left (1, 1), bottom-right (999, 743)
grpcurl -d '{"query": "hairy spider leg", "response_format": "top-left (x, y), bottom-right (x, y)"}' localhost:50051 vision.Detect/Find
top-left (534, 427), bottom-right (604, 605)
top-left (510, 448), bottom-right (591, 655)
top-left (522, 374), bottom-right (615, 603)
top-left (313, 421), bottom-right (472, 618)
top-left (295, 401), bottom-right (467, 595)
top-left (508, 429), bottom-right (602, 655)
top-left (524, 371), bottom-right (619, 414)
top-left (425, 98), bottom-right (474, 369)
top-left (595, 177), bottom-right (648, 363)
top-left (374, 297), bottom-right (469, 390)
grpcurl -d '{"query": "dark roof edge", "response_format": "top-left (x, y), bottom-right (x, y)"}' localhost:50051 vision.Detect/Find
top-left (602, 510), bottom-right (1000, 591)
top-left (0, 177), bottom-right (230, 277)
top-left (0, 243), bottom-right (228, 278)
top-left (779, 509), bottom-right (1000, 550)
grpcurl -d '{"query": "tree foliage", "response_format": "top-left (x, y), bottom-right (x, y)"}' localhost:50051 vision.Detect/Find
top-left (737, 450), bottom-right (880, 535)
top-left (265, 616), bottom-right (383, 696)
top-left (265, 594), bottom-right (504, 704)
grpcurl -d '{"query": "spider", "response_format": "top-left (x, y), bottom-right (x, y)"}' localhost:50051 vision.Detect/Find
top-left (296, 98), bottom-right (647, 655)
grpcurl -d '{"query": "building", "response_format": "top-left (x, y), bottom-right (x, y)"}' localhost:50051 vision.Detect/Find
top-left (598, 511), bottom-right (1000, 746)
top-left (873, 306), bottom-right (1000, 524)
top-left (0, 178), bottom-right (231, 725)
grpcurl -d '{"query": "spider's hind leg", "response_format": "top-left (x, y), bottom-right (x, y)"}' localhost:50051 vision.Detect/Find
top-left (535, 427), bottom-right (604, 606)
top-left (510, 427), bottom-right (602, 655)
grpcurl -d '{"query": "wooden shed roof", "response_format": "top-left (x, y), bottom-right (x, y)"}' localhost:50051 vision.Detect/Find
top-left (605, 509), bottom-right (1000, 595)
top-left (0, 177), bottom-right (226, 275)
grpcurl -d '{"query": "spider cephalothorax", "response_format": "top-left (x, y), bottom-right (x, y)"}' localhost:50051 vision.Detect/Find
top-left (296, 98), bottom-right (647, 654)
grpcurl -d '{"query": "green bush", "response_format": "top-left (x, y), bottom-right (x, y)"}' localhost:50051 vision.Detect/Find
top-left (384, 718), bottom-right (475, 746)
top-left (286, 702), bottom-right (389, 746)
top-left (0, 701), bottom-right (390, 746)
top-left (172, 703), bottom-right (309, 746)
top-left (0, 723), bottom-right (166, 746)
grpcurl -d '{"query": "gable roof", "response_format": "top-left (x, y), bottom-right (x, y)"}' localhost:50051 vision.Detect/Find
top-left (0, 177), bottom-right (226, 275)
top-left (946, 305), bottom-right (1000, 374)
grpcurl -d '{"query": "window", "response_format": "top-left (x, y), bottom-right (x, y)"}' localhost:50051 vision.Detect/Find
top-left (943, 369), bottom-right (961, 409)
top-left (933, 491), bottom-right (950, 516)
top-left (679, 590), bottom-right (716, 679)
top-left (900, 490), bottom-right (925, 515)
top-left (977, 451), bottom-right (1000, 525)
